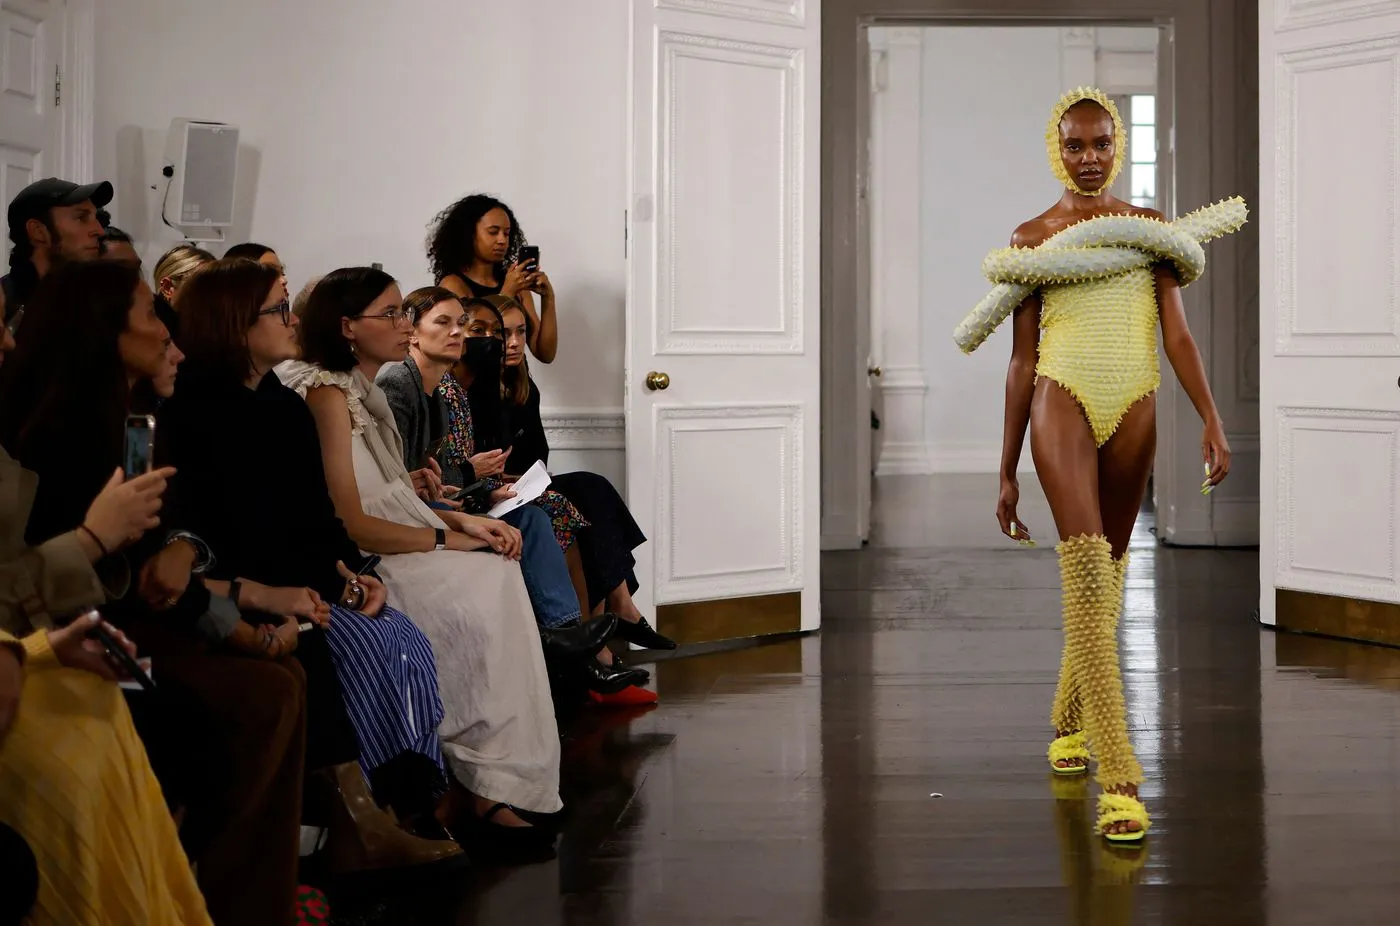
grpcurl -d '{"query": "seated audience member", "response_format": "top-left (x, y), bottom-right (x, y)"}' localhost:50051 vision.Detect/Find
top-left (0, 260), bottom-right (314, 925)
top-left (490, 297), bottom-right (674, 650)
top-left (429, 194), bottom-right (558, 363)
top-left (278, 267), bottom-right (569, 860)
top-left (0, 290), bottom-right (212, 926)
top-left (378, 288), bottom-right (645, 696)
top-left (100, 224), bottom-right (141, 266)
top-left (151, 244), bottom-right (215, 335)
top-left (223, 241), bottom-right (290, 291)
top-left (2, 177), bottom-right (112, 323)
top-left (162, 257), bottom-right (465, 871)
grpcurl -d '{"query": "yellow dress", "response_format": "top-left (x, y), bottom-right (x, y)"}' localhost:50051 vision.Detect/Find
top-left (1035, 266), bottom-right (1161, 446)
top-left (0, 630), bottom-right (212, 926)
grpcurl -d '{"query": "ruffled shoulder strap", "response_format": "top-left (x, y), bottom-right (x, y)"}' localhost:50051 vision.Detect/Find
top-left (274, 361), bottom-right (369, 435)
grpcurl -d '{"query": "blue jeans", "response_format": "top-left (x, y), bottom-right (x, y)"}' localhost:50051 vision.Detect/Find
top-left (503, 505), bottom-right (580, 629)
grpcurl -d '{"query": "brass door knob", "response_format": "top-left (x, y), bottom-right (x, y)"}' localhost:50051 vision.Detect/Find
top-left (868, 366), bottom-right (883, 377)
top-left (645, 371), bottom-right (671, 391)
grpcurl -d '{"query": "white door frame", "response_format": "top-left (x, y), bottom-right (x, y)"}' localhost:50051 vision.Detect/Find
top-left (821, 0), bottom-right (1260, 551)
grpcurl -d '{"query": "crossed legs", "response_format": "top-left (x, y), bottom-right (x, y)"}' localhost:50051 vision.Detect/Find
top-left (1031, 378), bottom-right (1155, 838)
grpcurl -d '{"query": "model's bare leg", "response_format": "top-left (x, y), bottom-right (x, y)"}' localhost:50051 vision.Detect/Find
top-left (1033, 380), bottom-right (1101, 772)
top-left (1032, 379), bottom-right (1146, 838)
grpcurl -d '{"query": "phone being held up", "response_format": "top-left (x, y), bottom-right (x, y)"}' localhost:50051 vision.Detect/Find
top-left (124, 414), bottom-right (156, 479)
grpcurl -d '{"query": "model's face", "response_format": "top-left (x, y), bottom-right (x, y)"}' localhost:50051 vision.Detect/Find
top-left (501, 306), bottom-right (527, 368)
top-left (245, 278), bottom-right (297, 371)
top-left (475, 208), bottom-right (512, 264)
top-left (343, 283), bottom-right (411, 365)
top-left (412, 298), bottom-right (467, 364)
top-left (1059, 103), bottom-right (1116, 193)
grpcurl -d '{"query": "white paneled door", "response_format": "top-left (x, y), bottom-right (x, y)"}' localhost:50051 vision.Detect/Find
top-left (1260, 0), bottom-right (1400, 623)
top-left (0, 0), bottom-right (65, 269)
top-left (627, 0), bottom-right (821, 631)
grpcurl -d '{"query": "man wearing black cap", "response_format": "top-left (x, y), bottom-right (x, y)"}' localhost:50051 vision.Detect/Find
top-left (2, 177), bottom-right (113, 324)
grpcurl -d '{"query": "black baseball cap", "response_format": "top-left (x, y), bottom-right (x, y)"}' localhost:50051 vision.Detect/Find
top-left (7, 177), bottom-right (114, 237)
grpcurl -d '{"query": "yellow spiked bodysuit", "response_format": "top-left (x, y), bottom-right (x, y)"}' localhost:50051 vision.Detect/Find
top-left (952, 87), bottom-right (1249, 841)
top-left (1036, 268), bottom-right (1159, 446)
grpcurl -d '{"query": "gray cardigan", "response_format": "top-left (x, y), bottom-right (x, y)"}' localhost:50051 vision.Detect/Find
top-left (375, 357), bottom-right (470, 488)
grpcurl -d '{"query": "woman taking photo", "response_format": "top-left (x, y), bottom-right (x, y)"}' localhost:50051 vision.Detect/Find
top-left (428, 193), bottom-right (559, 363)
top-left (279, 266), bottom-right (565, 860)
top-left (0, 260), bottom-right (315, 924)
top-left (160, 257), bottom-right (466, 874)
top-left (956, 87), bottom-right (1246, 844)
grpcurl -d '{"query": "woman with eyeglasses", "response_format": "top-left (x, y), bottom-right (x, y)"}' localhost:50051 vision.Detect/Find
top-left (160, 257), bottom-right (467, 876)
top-left (278, 267), bottom-right (564, 863)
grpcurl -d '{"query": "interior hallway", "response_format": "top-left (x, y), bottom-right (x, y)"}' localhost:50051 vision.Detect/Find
top-left (342, 475), bottom-right (1400, 925)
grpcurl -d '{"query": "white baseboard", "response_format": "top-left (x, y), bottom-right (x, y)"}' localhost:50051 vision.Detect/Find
top-left (924, 440), bottom-right (1035, 475)
top-left (874, 441), bottom-right (933, 475)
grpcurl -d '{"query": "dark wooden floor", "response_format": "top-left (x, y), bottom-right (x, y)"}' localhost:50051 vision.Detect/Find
top-left (343, 479), bottom-right (1400, 925)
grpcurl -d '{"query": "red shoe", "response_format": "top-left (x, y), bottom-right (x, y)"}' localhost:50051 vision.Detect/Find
top-left (294, 885), bottom-right (330, 925)
top-left (588, 685), bottom-right (658, 707)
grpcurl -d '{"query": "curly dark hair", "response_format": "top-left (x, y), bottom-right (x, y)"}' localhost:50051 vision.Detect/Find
top-left (426, 194), bottom-right (526, 285)
top-left (297, 266), bottom-right (397, 373)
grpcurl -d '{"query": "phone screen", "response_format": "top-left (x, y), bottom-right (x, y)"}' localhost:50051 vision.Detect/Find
top-left (124, 415), bottom-right (156, 479)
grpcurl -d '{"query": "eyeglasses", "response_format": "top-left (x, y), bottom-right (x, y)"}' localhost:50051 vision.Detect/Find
top-left (257, 300), bottom-right (292, 327)
top-left (354, 306), bottom-right (412, 324)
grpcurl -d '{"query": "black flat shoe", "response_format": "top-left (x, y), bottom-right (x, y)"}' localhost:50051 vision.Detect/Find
top-left (581, 659), bottom-right (650, 694)
top-left (539, 613), bottom-right (619, 659)
top-left (614, 615), bottom-right (678, 650)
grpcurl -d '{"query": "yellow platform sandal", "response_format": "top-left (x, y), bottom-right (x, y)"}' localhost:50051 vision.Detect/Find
top-left (1096, 790), bottom-right (1150, 844)
top-left (1048, 731), bottom-right (1089, 775)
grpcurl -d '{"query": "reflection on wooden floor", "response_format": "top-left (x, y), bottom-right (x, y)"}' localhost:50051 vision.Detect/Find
top-left (341, 475), bottom-right (1400, 925)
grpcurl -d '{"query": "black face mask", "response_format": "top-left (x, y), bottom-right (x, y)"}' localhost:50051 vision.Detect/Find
top-left (463, 336), bottom-right (503, 378)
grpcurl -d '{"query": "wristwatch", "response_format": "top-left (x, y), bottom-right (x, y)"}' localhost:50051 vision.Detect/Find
top-left (434, 528), bottom-right (447, 551)
top-left (166, 530), bottom-right (215, 576)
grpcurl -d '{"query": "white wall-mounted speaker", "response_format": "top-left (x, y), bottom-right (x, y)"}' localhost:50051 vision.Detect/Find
top-left (163, 118), bottom-right (240, 228)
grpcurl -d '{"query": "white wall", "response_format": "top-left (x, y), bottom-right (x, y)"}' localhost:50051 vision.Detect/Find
top-left (919, 26), bottom-right (1065, 472)
top-left (93, 0), bottom-right (626, 478)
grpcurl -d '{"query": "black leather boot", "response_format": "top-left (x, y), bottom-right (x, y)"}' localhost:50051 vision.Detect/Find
top-left (613, 616), bottom-right (678, 650)
top-left (581, 658), bottom-right (650, 694)
top-left (539, 613), bottom-right (619, 659)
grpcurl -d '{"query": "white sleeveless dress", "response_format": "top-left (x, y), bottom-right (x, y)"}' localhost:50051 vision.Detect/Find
top-left (278, 362), bottom-right (561, 814)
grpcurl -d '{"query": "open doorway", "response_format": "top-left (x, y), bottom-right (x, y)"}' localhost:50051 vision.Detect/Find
top-left (862, 24), bottom-right (1163, 547)
top-left (820, 0), bottom-right (1260, 553)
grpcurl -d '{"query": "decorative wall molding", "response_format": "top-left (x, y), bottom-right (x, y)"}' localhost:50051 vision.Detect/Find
top-left (1274, 35), bottom-right (1400, 356)
top-left (657, 30), bottom-right (805, 354)
top-left (542, 408), bottom-right (624, 451)
top-left (1275, 406), bottom-right (1400, 601)
top-left (655, 403), bottom-right (804, 602)
top-left (657, 0), bottom-right (805, 29)
top-left (1276, 0), bottom-right (1400, 32)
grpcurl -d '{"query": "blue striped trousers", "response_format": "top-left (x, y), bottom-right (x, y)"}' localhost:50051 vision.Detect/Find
top-left (324, 603), bottom-right (446, 783)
